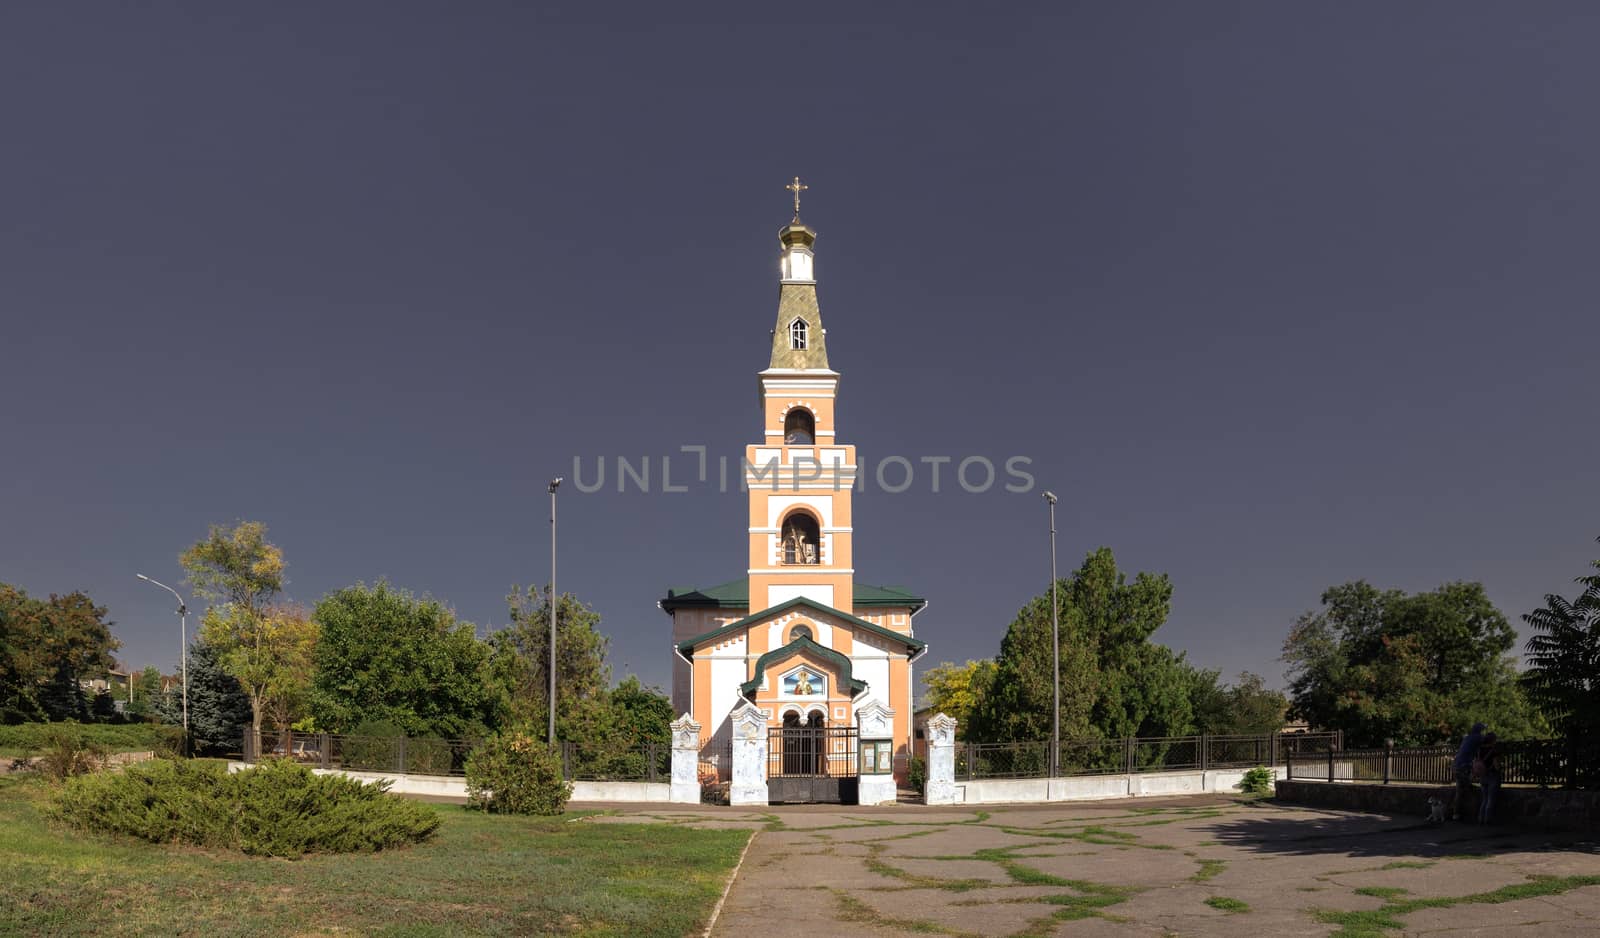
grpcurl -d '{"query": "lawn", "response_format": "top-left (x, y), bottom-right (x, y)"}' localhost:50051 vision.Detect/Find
top-left (0, 775), bottom-right (749, 937)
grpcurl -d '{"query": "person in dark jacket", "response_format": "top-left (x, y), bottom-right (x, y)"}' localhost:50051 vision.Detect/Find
top-left (1452, 722), bottom-right (1487, 821)
top-left (1476, 733), bottom-right (1502, 824)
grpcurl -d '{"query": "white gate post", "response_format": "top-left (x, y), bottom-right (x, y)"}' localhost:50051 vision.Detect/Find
top-left (925, 712), bottom-right (960, 805)
top-left (729, 701), bottom-right (770, 807)
top-left (669, 713), bottom-right (702, 804)
top-left (856, 700), bottom-right (897, 806)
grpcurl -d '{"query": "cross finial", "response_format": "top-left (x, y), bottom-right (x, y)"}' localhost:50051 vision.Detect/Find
top-left (785, 176), bottom-right (808, 221)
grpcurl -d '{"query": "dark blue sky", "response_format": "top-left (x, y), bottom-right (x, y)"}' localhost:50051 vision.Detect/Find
top-left (3, 2), bottom-right (1596, 696)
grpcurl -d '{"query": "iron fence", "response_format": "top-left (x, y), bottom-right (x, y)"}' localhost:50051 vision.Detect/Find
top-left (954, 732), bottom-right (1341, 781)
top-left (242, 729), bottom-right (670, 782)
top-left (1285, 738), bottom-right (1600, 790)
top-left (559, 740), bottom-right (668, 782)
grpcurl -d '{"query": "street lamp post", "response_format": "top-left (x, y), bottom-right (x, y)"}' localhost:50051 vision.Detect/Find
top-left (136, 574), bottom-right (189, 743)
top-left (548, 477), bottom-right (563, 746)
top-left (1044, 492), bottom-right (1059, 778)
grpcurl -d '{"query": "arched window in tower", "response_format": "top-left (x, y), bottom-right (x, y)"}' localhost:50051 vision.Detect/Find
top-left (780, 511), bottom-right (821, 565)
top-left (783, 408), bottom-right (815, 445)
top-left (789, 317), bottom-right (808, 350)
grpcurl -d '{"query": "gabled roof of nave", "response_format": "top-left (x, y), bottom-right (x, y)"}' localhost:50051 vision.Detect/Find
top-left (674, 595), bottom-right (927, 657)
top-left (662, 578), bottom-right (926, 614)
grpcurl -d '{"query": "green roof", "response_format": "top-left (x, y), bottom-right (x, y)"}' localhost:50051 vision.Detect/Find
top-left (661, 578), bottom-right (925, 614)
top-left (738, 636), bottom-right (867, 697)
top-left (675, 595), bottom-right (926, 657)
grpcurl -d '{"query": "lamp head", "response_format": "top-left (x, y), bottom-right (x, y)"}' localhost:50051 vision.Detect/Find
top-left (548, 477), bottom-right (563, 493)
top-left (1043, 491), bottom-right (1057, 505)
top-left (136, 573), bottom-right (150, 581)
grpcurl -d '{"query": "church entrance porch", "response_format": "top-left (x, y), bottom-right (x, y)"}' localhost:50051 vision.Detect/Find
top-left (767, 718), bottom-right (859, 804)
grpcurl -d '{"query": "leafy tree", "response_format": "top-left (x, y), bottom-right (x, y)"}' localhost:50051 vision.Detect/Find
top-left (1283, 580), bottom-right (1542, 746)
top-left (968, 548), bottom-right (1194, 743)
top-left (181, 521), bottom-right (290, 753)
top-left (311, 582), bottom-right (496, 738)
top-left (1523, 538), bottom-right (1600, 741)
top-left (0, 584), bottom-right (50, 723)
top-left (198, 602), bottom-right (317, 752)
top-left (487, 587), bottom-right (612, 740)
top-left (37, 591), bottom-right (121, 723)
top-left (1185, 667), bottom-right (1232, 735)
top-left (608, 676), bottom-right (673, 746)
top-left (158, 639), bottom-right (253, 753)
top-left (1221, 672), bottom-right (1290, 736)
top-left (125, 667), bottom-right (164, 721)
top-left (921, 659), bottom-right (997, 737)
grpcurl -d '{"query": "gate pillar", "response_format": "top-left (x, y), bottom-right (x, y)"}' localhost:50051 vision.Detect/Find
top-left (925, 713), bottom-right (960, 805)
top-left (669, 713), bottom-right (702, 804)
top-left (856, 700), bottom-right (897, 806)
top-left (730, 701), bottom-right (770, 806)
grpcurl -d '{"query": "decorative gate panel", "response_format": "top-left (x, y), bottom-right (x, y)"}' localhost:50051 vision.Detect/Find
top-left (767, 726), bottom-right (859, 804)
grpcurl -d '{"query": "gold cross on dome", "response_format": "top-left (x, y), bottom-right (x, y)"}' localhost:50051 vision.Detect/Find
top-left (785, 176), bottom-right (808, 220)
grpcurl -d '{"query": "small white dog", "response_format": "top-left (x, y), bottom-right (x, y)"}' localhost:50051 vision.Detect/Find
top-left (1426, 796), bottom-right (1446, 823)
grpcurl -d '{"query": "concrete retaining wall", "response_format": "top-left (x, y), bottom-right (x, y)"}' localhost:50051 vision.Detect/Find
top-left (1275, 779), bottom-right (1600, 833)
top-left (225, 763), bottom-right (671, 804)
top-left (954, 766), bottom-right (1285, 805)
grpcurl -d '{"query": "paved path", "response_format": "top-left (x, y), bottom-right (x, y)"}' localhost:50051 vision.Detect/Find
top-left (582, 795), bottom-right (1600, 936)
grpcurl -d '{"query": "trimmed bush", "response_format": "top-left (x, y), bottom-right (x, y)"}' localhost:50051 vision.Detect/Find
top-left (908, 755), bottom-right (927, 792)
top-left (51, 758), bottom-right (440, 857)
top-left (0, 722), bottom-right (183, 756)
top-left (405, 736), bottom-right (455, 775)
top-left (1239, 766), bottom-right (1275, 795)
top-left (342, 720), bottom-right (404, 771)
top-left (465, 729), bottom-right (571, 815)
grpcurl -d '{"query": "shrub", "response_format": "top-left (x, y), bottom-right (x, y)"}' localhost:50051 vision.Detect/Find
top-left (405, 736), bottom-right (455, 776)
top-left (1239, 766), bottom-right (1275, 795)
top-left (909, 755), bottom-right (927, 792)
top-left (50, 758), bottom-right (439, 857)
top-left (0, 722), bottom-right (183, 757)
top-left (342, 720), bottom-right (404, 771)
top-left (465, 729), bottom-right (571, 815)
top-left (35, 725), bottom-right (106, 780)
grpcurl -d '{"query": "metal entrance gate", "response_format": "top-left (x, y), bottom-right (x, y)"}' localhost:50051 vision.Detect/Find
top-left (768, 725), bottom-right (859, 804)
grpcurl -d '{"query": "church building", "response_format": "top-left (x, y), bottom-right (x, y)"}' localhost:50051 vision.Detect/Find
top-left (661, 184), bottom-right (928, 799)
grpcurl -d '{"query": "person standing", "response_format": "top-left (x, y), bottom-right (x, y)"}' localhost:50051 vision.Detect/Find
top-left (1452, 722), bottom-right (1487, 821)
top-left (1476, 733), bottom-right (1502, 825)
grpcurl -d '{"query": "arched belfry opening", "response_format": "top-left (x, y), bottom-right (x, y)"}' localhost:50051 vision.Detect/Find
top-left (784, 407), bottom-right (815, 445)
top-left (781, 510), bottom-right (821, 565)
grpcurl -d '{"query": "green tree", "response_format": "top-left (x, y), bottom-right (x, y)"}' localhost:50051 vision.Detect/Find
top-left (158, 639), bottom-right (254, 753)
top-left (608, 676), bottom-right (673, 746)
top-left (35, 591), bottom-right (121, 723)
top-left (487, 587), bottom-right (612, 740)
top-left (1523, 538), bottom-right (1600, 741)
top-left (921, 659), bottom-right (997, 737)
top-left (968, 548), bottom-right (1194, 744)
top-left (180, 521), bottom-right (290, 753)
top-left (311, 581), bottom-right (496, 738)
top-left (126, 666), bottom-right (164, 721)
top-left (0, 584), bottom-right (50, 723)
top-left (1283, 580), bottom-right (1542, 746)
top-left (199, 602), bottom-right (318, 750)
top-left (1185, 666), bottom-right (1231, 735)
top-left (1222, 672), bottom-right (1289, 735)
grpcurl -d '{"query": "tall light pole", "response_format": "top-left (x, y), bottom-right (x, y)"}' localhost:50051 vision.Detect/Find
top-left (136, 574), bottom-right (189, 741)
top-left (547, 477), bottom-right (563, 746)
top-left (1043, 492), bottom-right (1059, 778)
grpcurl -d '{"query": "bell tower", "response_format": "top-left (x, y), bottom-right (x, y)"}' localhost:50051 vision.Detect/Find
top-left (746, 179), bottom-right (857, 615)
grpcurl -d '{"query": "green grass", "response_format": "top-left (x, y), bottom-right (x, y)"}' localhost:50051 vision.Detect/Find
top-left (1312, 875), bottom-right (1600, 938)
top-left (1204, 896), bottom-right (1249, 913)
top-left (1190, 858), bottom-right (1226, 882)
top-left (0, 774), bottom-right (749, 937)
